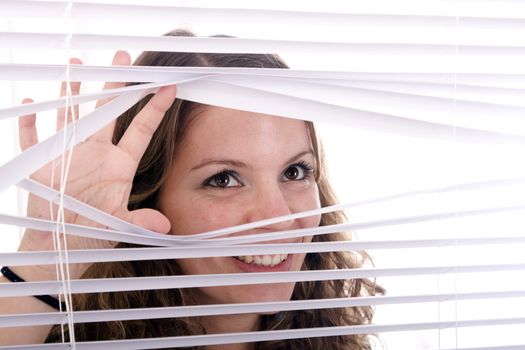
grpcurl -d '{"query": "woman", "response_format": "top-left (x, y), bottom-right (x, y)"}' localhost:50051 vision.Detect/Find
top-left (1, 30), bottom-right (383, 349)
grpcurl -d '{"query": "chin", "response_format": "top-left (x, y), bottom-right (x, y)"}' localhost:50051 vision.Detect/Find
top-left (196, 282), bottom-right (297, 306)
top-left (237, 282), bottom-right (296, 303)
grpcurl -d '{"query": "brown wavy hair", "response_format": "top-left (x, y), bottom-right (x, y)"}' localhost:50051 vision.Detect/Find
top-left (47, 29), bottom-right (385, 349)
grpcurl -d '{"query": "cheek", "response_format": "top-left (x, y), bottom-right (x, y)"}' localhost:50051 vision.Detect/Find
top-left (293, 185), bottom-right (322, 228)
top-left (298, 213), bottom-right (321, 230)
top-left (171, 198), bottom-right (246, 236)
top-left (177, 257), bottom-right (219, 276)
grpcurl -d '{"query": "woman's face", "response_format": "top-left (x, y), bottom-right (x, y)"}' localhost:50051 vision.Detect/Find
top-left (158, 106), bottom-right (321, 305)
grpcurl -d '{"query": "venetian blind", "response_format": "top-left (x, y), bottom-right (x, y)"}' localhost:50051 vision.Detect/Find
top-left (1, 0), bottom-right (525, 349)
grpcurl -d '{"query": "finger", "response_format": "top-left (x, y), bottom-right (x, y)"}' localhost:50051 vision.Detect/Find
top-left (56, 58), bottom-right (82, 131)
top-left (118, 85), bottom-right (177, 164)
top-left (95, 50), bottom-right (132, 109)
top-left (126, 208), bottom-right (171, 234)
top-left (89, 50), bottom-right (132, 143)
top-left (18, 98), bottom-right (38, 151)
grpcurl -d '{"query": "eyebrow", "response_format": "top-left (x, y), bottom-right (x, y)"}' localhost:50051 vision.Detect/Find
top-left (190, 150), bottom-right (315, 171)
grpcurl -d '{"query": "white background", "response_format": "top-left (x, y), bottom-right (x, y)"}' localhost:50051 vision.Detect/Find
top-left (1, 0), bottom-right (525, 348)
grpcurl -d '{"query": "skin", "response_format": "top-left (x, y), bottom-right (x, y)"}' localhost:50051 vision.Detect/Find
top-left (159, 107), bottom-right (321, 347)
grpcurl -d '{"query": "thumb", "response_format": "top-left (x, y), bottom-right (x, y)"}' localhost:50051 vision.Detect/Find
top-left (127, 208), bottom-right (171, 234)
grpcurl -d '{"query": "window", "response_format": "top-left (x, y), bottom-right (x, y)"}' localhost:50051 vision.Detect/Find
top-left (1, 1), bottom-right (524, 348)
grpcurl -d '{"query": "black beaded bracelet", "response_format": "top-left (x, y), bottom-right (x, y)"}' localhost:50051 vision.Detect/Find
top-left (1, 266), bottom-right (67, 311)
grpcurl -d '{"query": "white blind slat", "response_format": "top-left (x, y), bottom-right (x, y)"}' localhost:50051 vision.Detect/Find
top-left (3, 0), bottom-right (525, 21)
top-left (2, 235), bottom-right (525, 267)
top-left (1, 264), bottom-right (524, 297)
top-left (4, 32), bottom-right (525, 51)
top-left (3, 64), bottom-right (525, 89)
top-left (1, 291), bottom-right (525, 328)
top-left (1, 317), bottom-right (524, 350)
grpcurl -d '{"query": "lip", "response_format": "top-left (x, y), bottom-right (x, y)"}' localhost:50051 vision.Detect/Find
top-left (231, 254), bottom-right (294, 273)
top-left (224, 228), bottom-right (305, 242)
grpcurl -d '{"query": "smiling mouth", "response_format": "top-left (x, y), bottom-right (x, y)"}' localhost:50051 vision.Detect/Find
top-left (235, 254), bottom-right (289, 267)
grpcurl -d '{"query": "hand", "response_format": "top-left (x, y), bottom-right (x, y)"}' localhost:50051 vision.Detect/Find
top-left (16, 51), bottom-right (176, 279)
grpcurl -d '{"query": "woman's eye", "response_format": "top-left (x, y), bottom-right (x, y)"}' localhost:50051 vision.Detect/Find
top-left (204, 171), bottom-right (241, 188)
top-left (283, 162), bottom-right (313, 181)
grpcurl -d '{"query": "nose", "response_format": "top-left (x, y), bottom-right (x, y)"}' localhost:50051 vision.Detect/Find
top-left (245, 183), bottom-right (295, 232)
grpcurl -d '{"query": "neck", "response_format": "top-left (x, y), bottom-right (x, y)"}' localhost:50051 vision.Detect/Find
top-left (200, 313), bottom-right (260, 350)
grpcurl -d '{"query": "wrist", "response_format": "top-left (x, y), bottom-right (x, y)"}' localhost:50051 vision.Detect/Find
top-left (1, 266), bottom-right (68, 311)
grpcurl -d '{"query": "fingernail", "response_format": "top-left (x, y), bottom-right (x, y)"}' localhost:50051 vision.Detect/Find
top-left (113, 50), bottom-right (131, 65)
top-left (69, 57), bottom-right (83, 65)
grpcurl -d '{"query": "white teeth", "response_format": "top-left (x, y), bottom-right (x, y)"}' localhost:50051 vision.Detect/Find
top-left (271, 255), bottom-right (281, 266)
top-left (262, 255), bottom-right (272, 266)
top-left (236, 254), bottom-right (288, 267)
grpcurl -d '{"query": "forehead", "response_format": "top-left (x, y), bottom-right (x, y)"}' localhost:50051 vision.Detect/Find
top-left (178, 106), bottom-right (313, 160)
